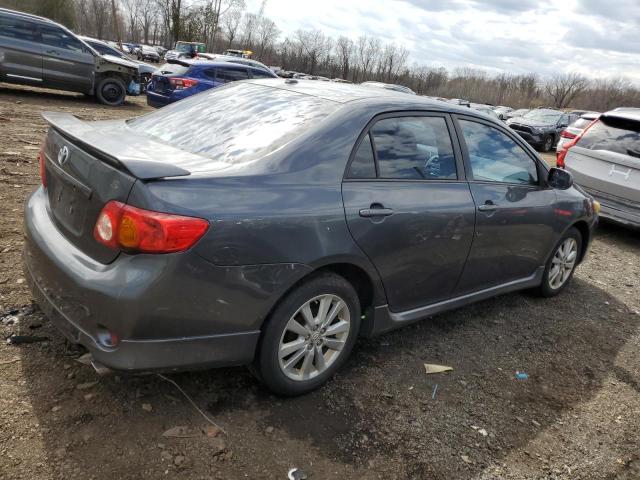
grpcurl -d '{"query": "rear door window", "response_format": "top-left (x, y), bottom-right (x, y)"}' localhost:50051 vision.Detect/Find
top-left (460, 120), bottom-right (538, 185)
top-left (216, 67), bottom-right (249, 83)
top-left (577, 117), bottom-right (640, 158)
top-left (157, 63), bottom-right (190, 75)
top-left (0, 15), bottom-right (38, 41)
top-left (370, 116), bottom-right (457, 180)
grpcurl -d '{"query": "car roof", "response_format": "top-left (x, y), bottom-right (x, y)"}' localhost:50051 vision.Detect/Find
top-left (603, 108), bottom-right (640, 123)
top-left (0, 7), bottom-right (60, 26)
top-left (244, 79), bottom-right (495, 118)
top-left (170, 59), bottom-right (273, 73)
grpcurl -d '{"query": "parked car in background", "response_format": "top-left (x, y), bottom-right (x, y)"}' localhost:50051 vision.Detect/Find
top-left (448, 98), bottom-right (471, 107)
top-left (505, 108), bottom-right (530, 120)
top-left (79, 36), bottom-right (157, 90)
top-left (197, 53), bottom-right (272, 73)
top-left (561, 108), bottom-right (639, 228)
top-left (137, 44), bottom-right (160, 62)
top-left (493, 106), bottom-right (513, 120)
top-left (25, 80), bottom-right (597, 396)
top-left (165, 41), bottom-right (206, 60)
top-left (507, 109), bottom-right (579, 152)
top-left (471, 103), bottom-right (500, 120)
top-left (146, 58), bottom-right (277, 108)
top-left (154, 45), bottom-right (167, 57)
top-left (556, 112), bottom-right (600, 154)
top-left (225, 48), bottom-right (253, 58)
top-left (0, 8), bottom-right (140, 105)
top-left (360, 81), bottom-right (415, 95)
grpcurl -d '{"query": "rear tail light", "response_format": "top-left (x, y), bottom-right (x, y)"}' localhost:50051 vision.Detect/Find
top-left (169, 78), bottom-right (199, 90)
top-left (560, 130), bottom-right (577, 139)
top-left (38, 144), bottom-right (47, 188)
top-left (556, 118), bottom-right (599, 168)
top-left (93, 201), bottom-right (209, 254)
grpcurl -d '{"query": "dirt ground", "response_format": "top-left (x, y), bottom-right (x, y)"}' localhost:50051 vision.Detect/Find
top-left (0, 84), bottom-right (639, 480)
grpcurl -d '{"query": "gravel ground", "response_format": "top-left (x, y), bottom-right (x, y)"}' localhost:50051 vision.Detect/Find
top-left (0, 84), bottom-right (639, 480)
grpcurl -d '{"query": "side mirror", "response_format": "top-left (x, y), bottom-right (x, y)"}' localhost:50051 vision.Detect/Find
top-left (548, 167), bottom-right (573, 190)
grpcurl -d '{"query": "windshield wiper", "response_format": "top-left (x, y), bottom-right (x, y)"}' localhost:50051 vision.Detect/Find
top-left (627, 148), bottom-right (640, 159)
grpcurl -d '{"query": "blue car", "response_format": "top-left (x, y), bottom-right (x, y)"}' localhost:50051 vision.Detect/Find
top-left (146, 59), bottom-right (277, 108)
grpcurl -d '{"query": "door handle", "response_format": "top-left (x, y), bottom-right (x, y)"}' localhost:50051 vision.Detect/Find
top-left (478, 202), bottom-right (497, 212)
top-left (46, 49), bottom-right (60, 55)
top-left (359, 207), bottom-right (394, 217)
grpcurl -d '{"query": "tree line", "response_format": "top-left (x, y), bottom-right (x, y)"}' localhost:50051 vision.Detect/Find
top-left (2, 0), bottom-right (640, 111)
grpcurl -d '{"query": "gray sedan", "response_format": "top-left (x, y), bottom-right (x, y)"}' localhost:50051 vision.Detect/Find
top-left (564, 108), bottom-right (640, 228)
top-left (24, 80), bottom-right (597, 395)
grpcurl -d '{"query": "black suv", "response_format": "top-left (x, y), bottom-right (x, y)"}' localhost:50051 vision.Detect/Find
top-left (507, 109), bottom-right (580, 152)
top-left (0, 8), bottom-right (140, 105)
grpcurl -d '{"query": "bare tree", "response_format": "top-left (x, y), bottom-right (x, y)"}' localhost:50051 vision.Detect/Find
top-left (295, 29), bottom-right (325, 75)
top-left (356, 35), bottom-right (380, 81)
top-left (545, 73), bottom-right (589, 109)
top-left (222, 6), bottom-right (243, 48)
top-left (335, 36), bottom-right (354, 79)
top-left (256, 17), bottom-right (279, 58)
top-left (138, 0), bottom-right (155, 44)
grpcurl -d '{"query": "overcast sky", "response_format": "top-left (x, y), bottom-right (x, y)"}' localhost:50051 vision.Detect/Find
top-left (245, 0), bottom-right (640, 82)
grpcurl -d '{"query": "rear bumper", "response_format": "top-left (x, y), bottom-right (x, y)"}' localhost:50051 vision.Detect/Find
top-left (23, 188), bottom-right (311, 371)
top-left (582, 186), bottom-right (640, 228)
top-left (145, 90), bottom-right (173, 108)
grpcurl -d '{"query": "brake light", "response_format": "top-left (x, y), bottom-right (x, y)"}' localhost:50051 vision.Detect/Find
top-left (560, 130), bottom-right (577, 139)
top-left (93, 201), bottom-right (209, 254)
top-left (38, 144), bottom-right (47, 188)
top-left (556, 118), bottom-right (599, 168)
top-left (169, 77), bottom-right (199, 90)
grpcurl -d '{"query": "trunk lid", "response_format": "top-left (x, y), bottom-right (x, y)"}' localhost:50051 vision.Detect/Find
top-left (41, 112), bottom-right (194, 263)
top-left (566, 147), bottom-right (640, 203)
top-left (43, 128), bottom-right (135, 263)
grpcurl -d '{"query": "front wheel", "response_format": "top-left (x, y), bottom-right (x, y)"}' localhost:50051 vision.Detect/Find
top-left (535, 227), bottom-right (582, 297)
top-left (95, 76), bottom-right (126, 106)
top-left (253, 273), bottom-right (361, 396)
top-left (541, 134), bottom-right (554, 152)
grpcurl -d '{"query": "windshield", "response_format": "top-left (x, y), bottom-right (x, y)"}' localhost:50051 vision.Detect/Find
top-left (175, 42), bottom-right (205, 53)
top-left (128, 82), bottom-right (340, 167)
top-left (523, 109), bottom-right (562, 123)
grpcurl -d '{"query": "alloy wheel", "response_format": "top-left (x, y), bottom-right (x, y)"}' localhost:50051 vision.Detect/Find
top-left (278, 294), bottom-right (351, 381)
top-left (548, 237), bottom-right (578, 289)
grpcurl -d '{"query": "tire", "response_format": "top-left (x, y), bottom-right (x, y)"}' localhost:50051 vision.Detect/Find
top-left (95, 76), bottom-right (126, 106)
top-left (253, 273), bottom-right (361, 396)
top-left (542, 134), bottom-right (554, 152)
top-left (535, 227), bottom-right (582, 297)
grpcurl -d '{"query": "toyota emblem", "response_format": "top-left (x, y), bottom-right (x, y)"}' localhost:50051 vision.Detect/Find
top-left (57, 145), bottom-right (69, 165)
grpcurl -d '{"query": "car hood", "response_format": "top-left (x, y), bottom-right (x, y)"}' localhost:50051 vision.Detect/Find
top-left (100, 54), bottom-right (138, 70)
top-left (508, 117), bottom-right (556, 129)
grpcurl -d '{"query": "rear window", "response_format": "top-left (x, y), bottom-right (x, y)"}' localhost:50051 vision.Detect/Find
top-left (157, 63), bottom-right (190, 75)
top-left (577, 116), bottom-right (640, 158)
top-left (128, 82), bottom-right (339, 165)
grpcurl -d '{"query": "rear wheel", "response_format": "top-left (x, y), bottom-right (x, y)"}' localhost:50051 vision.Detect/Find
top-left (96, 76), bottom-right (126, 106)
top-left (253, 273), bottom-right (361, 396)
top-left (542, 134), bottom-right (554, 152)
top-left (535, 227), bottom-right (582, 297)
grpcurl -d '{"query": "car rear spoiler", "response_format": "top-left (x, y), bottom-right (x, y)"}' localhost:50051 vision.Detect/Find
top-left (166, 58), bottom-right (192, 67)
top-left (42, 112), bottom-right (190, 180)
